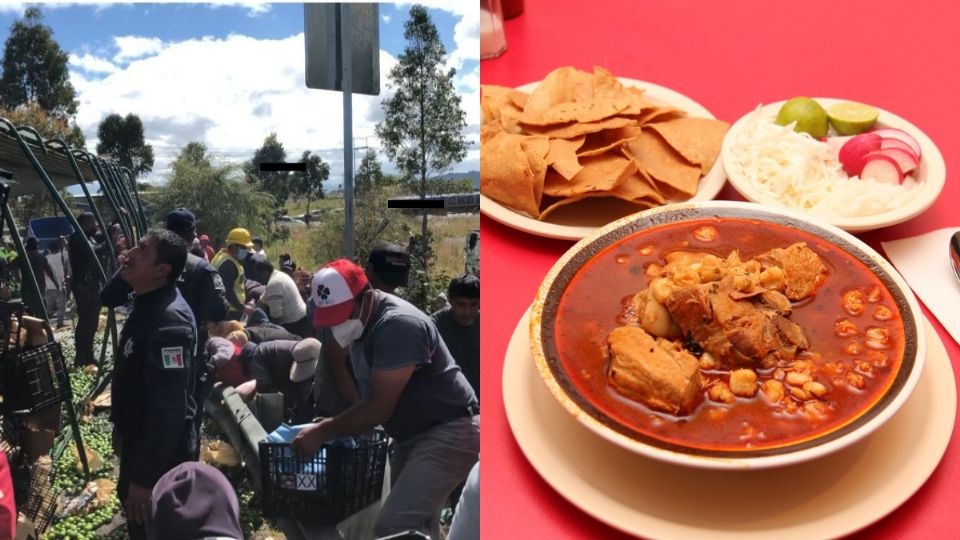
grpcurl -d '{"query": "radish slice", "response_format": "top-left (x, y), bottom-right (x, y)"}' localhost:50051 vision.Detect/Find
top-left (880, 138), bottom-right (919, 160)
top-left (871, 128), bottom-right (921, 158)
top-left (860, 154), bottom-right (904, 185)
top-left (839, 133), bottom-right (883, 176)
top-left (866, 148), bottom-right (918, 175)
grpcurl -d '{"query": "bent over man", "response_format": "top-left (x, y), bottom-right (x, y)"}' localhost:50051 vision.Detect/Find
top-left (293, 259), bottom-right (479, 539)
top-left (110, 229), bottom-right (197, 540)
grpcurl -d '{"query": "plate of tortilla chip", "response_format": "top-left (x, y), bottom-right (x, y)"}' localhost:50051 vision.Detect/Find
top-left (480, 67), bottom-right (730, 240)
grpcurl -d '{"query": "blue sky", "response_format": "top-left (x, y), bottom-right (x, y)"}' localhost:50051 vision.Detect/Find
top-left (0, 2), bottom-right (480, 187)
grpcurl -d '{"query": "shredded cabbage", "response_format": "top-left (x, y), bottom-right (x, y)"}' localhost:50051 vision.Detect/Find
top-left (727, 107), bottom-right (920, 218)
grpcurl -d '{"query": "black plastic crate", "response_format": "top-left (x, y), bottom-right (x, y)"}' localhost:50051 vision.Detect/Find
top-left (259, 429), bottom-right (390, 524)
top-left (22, 457), bottom-right (58, 534)
top-left (0, 415), bottom-right (24, 467)
top-left (0, 301), bottom-right (24, 358)
top-left (0, 341), bottom-right (71, 415)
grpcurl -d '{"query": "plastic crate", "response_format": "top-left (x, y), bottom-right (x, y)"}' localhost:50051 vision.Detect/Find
top-left (28, 216), bottom-right (74, 253)
top-left (22, 457), bottom-right (58, 534)
top-left (0, 301), bottom-right (24, 358)
top-left (0, 341), bottom-right (70, 415)
top-left (0, 415), bottom-right (24, 465)
top-left (259, 429), bottom-right (390, 524)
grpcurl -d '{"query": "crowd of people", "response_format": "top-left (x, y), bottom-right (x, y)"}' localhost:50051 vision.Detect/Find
top-left (11, 207), bottom-right (480, 540)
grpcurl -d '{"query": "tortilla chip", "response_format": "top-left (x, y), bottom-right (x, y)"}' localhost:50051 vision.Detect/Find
top-left (648, 117), bottom-right (730, 171)
top-left (538, 174), bottom-right (660, 219)
top-left (622, 130), bottom-right (702, 196)
top-left (480, 121), bottom-right (502, 144)
top-left (617, 172), bottom-right (667, 205)
top-left (519, 97), bottom-right (632, 126)
top-left (524, 67), bottom-right (595, 113)
top-left (577, 126), bottom-right (642, 157)
top-left (523, 116), bottom-right (636, 139)
top-left (543, 153), bottom-right (636, 198)
top-left (523, 136), bottom-right (551, 205)
top-left (634, 106), bottom-right (687, 125)
top-left (480, 132), bottom-right (548, 218)
top-left (545, 136), bottom-right (586, 180)
top-left (481, 85), bottom-right (526, 124)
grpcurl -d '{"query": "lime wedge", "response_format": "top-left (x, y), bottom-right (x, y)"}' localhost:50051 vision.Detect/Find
top-left (828, 101), bottom-right (879, 135)
top-left (775, 97), bottom-right (829, 139)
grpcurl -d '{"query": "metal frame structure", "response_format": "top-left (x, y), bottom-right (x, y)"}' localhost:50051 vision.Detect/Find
top-left (0, 117), bottom-right (149, 480)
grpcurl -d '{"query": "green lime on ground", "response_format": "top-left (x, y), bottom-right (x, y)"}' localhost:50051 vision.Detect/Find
top-left (827, 101), bottom-right (879, 135)
top-left (775, 97), bottom-right (829, 138)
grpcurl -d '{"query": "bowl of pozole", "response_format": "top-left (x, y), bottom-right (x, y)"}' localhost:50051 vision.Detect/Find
top-left (530, 201), bottom-right (925, 469)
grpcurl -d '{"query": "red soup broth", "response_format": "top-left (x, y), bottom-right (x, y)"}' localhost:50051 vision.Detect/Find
top-left (553, 218), bottom-right (905, 451)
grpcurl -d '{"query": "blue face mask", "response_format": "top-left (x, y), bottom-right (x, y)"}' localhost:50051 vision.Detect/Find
top-left (237, 248), bottom-right (249, 260)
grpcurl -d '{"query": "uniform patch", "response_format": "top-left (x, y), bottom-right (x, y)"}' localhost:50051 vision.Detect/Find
top-left (212, 273), bottom-right (225, 291)
top-left (122, 338), bottom-right (134, 358)
top-left (161, 346), bottom-right (186, 369)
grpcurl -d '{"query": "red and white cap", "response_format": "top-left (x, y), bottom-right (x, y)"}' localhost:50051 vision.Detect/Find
top-left (311, 259), bottom-right (369, 328)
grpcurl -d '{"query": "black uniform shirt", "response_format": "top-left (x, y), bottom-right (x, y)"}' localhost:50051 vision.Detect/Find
top-left (101, 253), bottom-right (228, 339)
top-left (110, 283), bottom-right (197, 488)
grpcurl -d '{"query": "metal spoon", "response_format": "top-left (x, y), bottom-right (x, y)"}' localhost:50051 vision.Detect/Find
top-left (950, 231), bottom-right (960, 283)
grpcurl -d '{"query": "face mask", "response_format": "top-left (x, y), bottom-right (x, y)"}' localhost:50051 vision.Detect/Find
top-left (331, 318), bottom-right (364, 348)
top-left (330, 291), bottom-right (375, 348)
top-left (236, 248), bottom-right (249, 260)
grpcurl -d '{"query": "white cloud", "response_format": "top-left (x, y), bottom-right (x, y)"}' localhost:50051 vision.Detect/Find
top-left (112, 35), bottom-right (164, 63)
top-left (395, 1), bottom-right (472, 18)
top-left (69, 53), bottom-right (118, 75)
top-left (70, 32), bottom-right (480, 185)
top-left (381, 14), bottom-right (391, 24)
top-left (447, 5), bottom-right (479, 74)
top-left (207, 1), bottom-right (271, 17)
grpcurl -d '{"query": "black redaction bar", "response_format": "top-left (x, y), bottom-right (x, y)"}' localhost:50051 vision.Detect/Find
top-left (388, 198), bottom-right (445, 209)
top-left (259, 162), bottom-right (306, 172)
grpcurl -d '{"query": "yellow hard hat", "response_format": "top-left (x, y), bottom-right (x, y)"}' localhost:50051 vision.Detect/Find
top-left (225, 227), bottom-right (254, 248)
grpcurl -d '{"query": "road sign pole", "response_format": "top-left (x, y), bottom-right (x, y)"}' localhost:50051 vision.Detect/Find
top-left (341, 3), bottom-right (355, 260)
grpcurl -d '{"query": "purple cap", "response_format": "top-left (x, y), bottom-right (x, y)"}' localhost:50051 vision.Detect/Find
top-left (147, 462), bottom-right (243, 540)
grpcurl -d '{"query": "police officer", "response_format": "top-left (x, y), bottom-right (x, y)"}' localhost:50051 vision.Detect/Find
top-left (101, 208), bottom-right (228, 459)
top-left (109, 228), bottom-right (197, 540)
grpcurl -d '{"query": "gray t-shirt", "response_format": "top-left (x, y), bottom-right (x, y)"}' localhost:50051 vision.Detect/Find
top-left (350, 292), bottom-right (477, 441)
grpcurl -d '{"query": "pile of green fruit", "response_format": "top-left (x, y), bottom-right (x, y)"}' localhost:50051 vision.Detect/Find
top-left (52, 415), bottom-right (114, 494)
top-left (67, 368), bottom-right (94, 403)
top-left (42, 495), bottom-right (119, 540)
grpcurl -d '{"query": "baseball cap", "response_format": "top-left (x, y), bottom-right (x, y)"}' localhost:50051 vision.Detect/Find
top-left (311, 259), bottom-right (369, 328)
top-left (367, 242), bottom-right (411, 287)
top-left (289, 338), bottom-right (321, 383)
top-left (147, 462), bottom-right (243, 540)
top-left (165, 208), bottom-right (196, 232)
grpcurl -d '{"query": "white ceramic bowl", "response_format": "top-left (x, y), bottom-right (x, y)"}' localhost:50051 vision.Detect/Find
top-left (720, 99), bottom-right (945, 232)
top-left (529, 201), bottom-right (926, 470)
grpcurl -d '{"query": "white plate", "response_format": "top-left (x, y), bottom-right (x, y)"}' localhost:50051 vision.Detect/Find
top-left (503, 308), bottom-right (956, 539)
top-left (480, 78), bottom-right (727, 241)
top-left (721, 98), bottom-right (946, 232)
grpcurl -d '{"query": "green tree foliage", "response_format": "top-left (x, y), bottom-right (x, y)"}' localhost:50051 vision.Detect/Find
top-left (291, 150), bottom-right (329, 226)
top-left (96, 113), bottom-right (155, 177)
top-left (178, 141), bottom-right (211, 168)
top-left (354, 148), bottom-right (384, 196)
top-left (375, 4), bottom-right (467, 307)
top-left (0, 7), bottom-right (78, 119)
top-left (245, 133), bottom-right (291, 206)
top-left (0, 101), bottom-right (85, 148)
top-left (152, 146), bottom-right (274, 247)
top-left (306, 185), bottom-right (403, 274)
top-left (8, 187), bottom-right (71, 224)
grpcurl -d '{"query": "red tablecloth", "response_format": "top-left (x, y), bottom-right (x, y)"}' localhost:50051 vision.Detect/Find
top-left (480, 1), bottom-right (960, 538)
